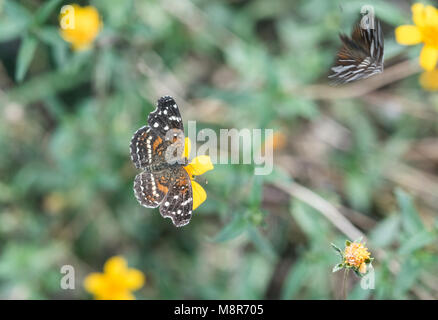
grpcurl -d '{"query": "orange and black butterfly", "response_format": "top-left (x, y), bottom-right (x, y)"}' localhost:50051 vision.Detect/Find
top-left (329, 18), bottom-right (384, 84)
top-left (130, 96), bottom-right (192, 227)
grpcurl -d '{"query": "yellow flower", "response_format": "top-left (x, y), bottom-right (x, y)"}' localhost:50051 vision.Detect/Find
top-left (84, 256), bottom-right (145, 300)
top-left (395, 3), bottom-right (438, 71)
top-left (59, 4), bottom-right (102, 51)
top-left (344, 241), bottom-right (371, 274)
top-left (183, 137), bottom-right (214, 211)
top-left (419, 69), bottom-right (438, 91)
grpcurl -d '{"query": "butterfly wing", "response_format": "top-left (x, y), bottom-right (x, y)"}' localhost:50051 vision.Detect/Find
top-left (130, 125), bottom-right (171, 169)
top-left (329, 19), bottom-right (384, 84)
top-left (148, 95), bottom-right (184, 138)
top-left (133, 171), bottom-right (172, 208)
top-left (131, 96), bottom-right (191, 227)
top-left (159, 167), bottom-right (193, 227)
top-left (130, 95), bottom-right (187, 169)
top-left (148, 95), bottom-right (186, 164)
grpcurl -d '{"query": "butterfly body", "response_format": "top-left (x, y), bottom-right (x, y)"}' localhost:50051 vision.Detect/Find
top-left (329, 18), bottom-right (384, 84)
top-left (130, 96), bottom-right (193, 227)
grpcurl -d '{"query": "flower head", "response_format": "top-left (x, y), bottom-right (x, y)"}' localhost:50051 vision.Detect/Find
top-left (331, 239), bottom-right (373, 276)
top-left (420, 69), bottom-right (438, 91)
top-left (84, 256), bottom-right (145, 300)
top-left (183, 138), bottom-right (214, 211)
top-left (59, 4), bottom-right (102, 51)
top-left (343, 241), bottom-right (371, 273)
top-left (395, 3), bottom-right (438, 71)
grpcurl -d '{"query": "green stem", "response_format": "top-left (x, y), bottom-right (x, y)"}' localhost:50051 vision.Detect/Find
top-left (342, 268), bottom-right (350, 300)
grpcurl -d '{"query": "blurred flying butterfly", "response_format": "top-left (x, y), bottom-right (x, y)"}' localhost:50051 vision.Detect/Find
top-left (328, 17), bottom-right (384, 84)
top-left (130, 96), bottom-right (193, 227)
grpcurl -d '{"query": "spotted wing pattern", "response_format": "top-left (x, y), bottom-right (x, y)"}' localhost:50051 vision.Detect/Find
top-left (148, 95), bottom-right (184, 139)
top-left (159, 167), bottom-right (193, 227)
top-left (130, 95), bottom-right (193, 228)
top-left (329, 19), bottom-right (384, 84)
top-left (130, 126), bottom-right (170, 169)
top-left (133, 171), bottom-right (172, 208)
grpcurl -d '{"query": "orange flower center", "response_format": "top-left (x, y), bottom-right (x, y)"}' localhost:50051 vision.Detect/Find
top-left (344, 243), bottom-right (370, 268)
top-left (420, 26), bottom-right (438, 48)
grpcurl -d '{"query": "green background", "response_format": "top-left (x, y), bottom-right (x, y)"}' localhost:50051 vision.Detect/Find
top-left (0, 0), bottom-right (437, 299)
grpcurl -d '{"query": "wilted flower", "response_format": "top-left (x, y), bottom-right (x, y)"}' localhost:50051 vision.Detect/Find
top-left (84, 256), bottom-right (145, 300)
top-left (183, 137), bottom-right (214, 210)
top-left (59, 4), bottom-right (102, 51)
top-left (395, 3), bottom-right (438, 71)
top-left (331, 239), bottom-right (373, 276)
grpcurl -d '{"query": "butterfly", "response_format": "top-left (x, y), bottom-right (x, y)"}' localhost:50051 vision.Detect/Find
top-left (130, 96), bottom-right (193, 227)
top-left (328, 17), bottom-right (384, 84)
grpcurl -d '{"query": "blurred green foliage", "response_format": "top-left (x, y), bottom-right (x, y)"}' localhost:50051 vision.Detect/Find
top-left (0, 0), bottom-right (437, 299)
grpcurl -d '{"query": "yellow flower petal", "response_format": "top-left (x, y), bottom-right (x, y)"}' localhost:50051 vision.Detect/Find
top-left (419, 69), bottom-right (438, 91)
top-left (104, 256), bottom-right (127, 275)
top-left (412, 3), bottom-right (426, 27)
top-left (344, 242), bottom-right (371, 268)
top-left (412, 3), bottom-right (438, 27)
top-left (191, 180), bottom-right (207, 211)
top-left (59, 5), bottom-right (102, 51)
top-left (95, 291), bottom-right (135, 300)
top-left (395, 25), bottom-right (422, 45)
top-left (185, 155), bottom-right (214, 177)
top-left (359, 262), bottom-right (367, 274)
top-left (111, 291), bottom-right (136, 300)
top-left (420, 45), bottom-right (438, 71)
top-left (83, 273), bottom-right (105, 294)
top-left (181, 138), bottom-right (213, 211)
top-left (184, 137), bottom-right (191, 159)
top-left (424, 5), bottom-right (438, 26)
top-left (83, 256), bottom-right (145, 300)
top-left (124, 269), bottom-right (145, 290)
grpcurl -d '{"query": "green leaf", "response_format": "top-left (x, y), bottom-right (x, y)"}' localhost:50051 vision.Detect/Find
top-left (290, 200), bottom-right (327, 239)
top-left (364, 257), bottom-right (374, 264)
top-left (33, 0), bottom-right (63, 25)
top-left (248, 175), bottom-right (263, 207)
top-left (395, 188), bottom-right (425, 235)
top-left (8, 61), bottom-right (91, 104)
top-left (369, 215), bottom-right (400, 247)
top-left (0, 19), bottom-right (28, 42)
top-left (0, 2), bottom-right (30, 41)
top-left (330, 243), bottom-right (343, 256)
top-left (393, 260), bottom-right (420, 298)
top-left (15, 35), bottom-right (38, 82)
top-left (4, 0), bottom-right (32, 20)
top-left (398, 230), bottom-right (436, 255)
top-left (212, 214), bottom-right (248, 243)
top-left (247, 227), bottom-right (276, 259)
top-left (353, 269), bottom-right (364, 278)
top-left (345, 172), bottom-right (372, 211)
top-left (332, 263), bottom-right (343, 273)
top-left (35, 27), bottom-right (63, 46)
top-left (35, 27), bottom-right (68, 67)
top-left (282, 259), bottom-right (308, 299)
top-left (279, 96), bottom-right (319, 119)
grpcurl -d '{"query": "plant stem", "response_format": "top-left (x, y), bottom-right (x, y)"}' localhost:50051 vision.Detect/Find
top-left (342, 269), bottom-right (350, 300)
